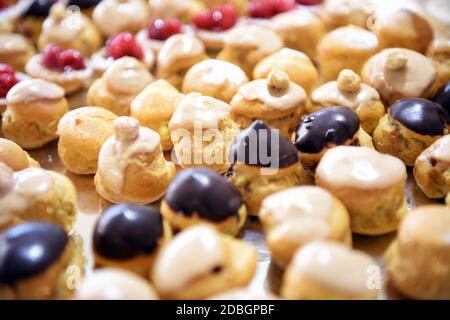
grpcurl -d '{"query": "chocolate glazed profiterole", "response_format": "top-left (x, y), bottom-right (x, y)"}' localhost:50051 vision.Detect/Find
top-left (432, 81), bottom-right (450, 115)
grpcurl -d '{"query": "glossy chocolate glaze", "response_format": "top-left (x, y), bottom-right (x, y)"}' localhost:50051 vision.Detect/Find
top-left (432, 81), bottom-right (450, 116)
top-left (229, 120), bottom-right (299, 168)
top-left (165, 168), bottom-right (242, 222)
top-left (0, 222), bottom-right (68, 285)
top-left (67, 0), bottom-right (102, 9)
top-left (21, 0), bottom-right (53, 17)
top-left (93, 204), bottom-right (164, 260)
top-left (294, 106), bottom-right (360, 154)
top-left (390, 98), bottom-right (450, 136)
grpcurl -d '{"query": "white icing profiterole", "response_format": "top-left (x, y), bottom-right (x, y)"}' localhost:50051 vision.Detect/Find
top-left (312, 69), bottom-right (380, 109)
top-left (103, 57), bottom-right (153, 95)
top-left (157, 34), bottom-right (205, 69)
top-left (41, 3), bottom-right (86, 43)
top-left (223, 25), bottom-right (283, 56)
top-left (419, 134), bottom-right (450, 163)
top-left (169, 92), bottom-right (232, 130)
top-left (0, 33), bottom-right (31, 54)
top-left (97, 117), bottom-right (161, 195)
top-left (233, 69), bottom-right (306, 111)
top-left (290, 241), bottom-right (377, 297)
top-left (316, 146), bottom-right (406, 189)
top-left (75, 269), bottom-right (158, 300)
top-left (186, 59), bottom-right (248, 88)
top-left (6, 79), bottom-right (65, 105)
top-left (153, 225), bottom-right (225, 292)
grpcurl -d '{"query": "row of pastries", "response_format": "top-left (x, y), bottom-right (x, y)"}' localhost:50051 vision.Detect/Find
top-left (0, 0), bottom-right (449, 300)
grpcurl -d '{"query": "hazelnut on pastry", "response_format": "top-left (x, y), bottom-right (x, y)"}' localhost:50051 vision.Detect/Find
top-left (320, 0), bottom-right (375, 30)
top-left (0, 138), bottom-right (39, 171)
top-left (87, 57), bottom-right (154, 116)
top-left (259, 186), bottom-right (352, 268)
top-left (94, 116), bottom-right (176, 204)
top-left (93, 204), bottom-right (171, 279)
top-left (294, 106), bottom-right (374, 173)
top-left (427, 39), bottom-right (450, 89)
top-left (316, 146), bottom-right (407, 235)
top-left (57, 107), bottom-right (118, 175)
top-left (230, 69), bottom-right (306, 138)
top-left (385, 205), bottom-right (450, 300)
top-left (281, 240), bottom-right (380, 300)
top-left (152, 225), bottom-right (257, 299)
top-left (310, 69), bottom-right (385, 135)
top-left (0, 222), bottom-right (84, 299)
top-left (161, 168), bottom-right (247, 236)
top-left (2, 79), bottom-right (68, 149)
top-left (373, 98), bottom-right (449, 166)
top-left (0, 33), bottom-right (35, 72)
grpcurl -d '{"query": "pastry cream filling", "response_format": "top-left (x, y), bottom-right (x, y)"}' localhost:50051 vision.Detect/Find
top-left (316, 146), bottom-right (406, 189)
top-left (153, 225), bottom-right (225, 292)
top-left (188, 59), bottom-right (248, 87)
top-left (0, 33), bottom-right (30, 54)
top-left (418, 134), bottom-right (450, 163)
top-left (292, 241), bottom-right (376, 295)
top-left (158, 34), bottom-right (205, 69)
top-left (223, 25), bottom-right (283, 56)
top-left (6, 79), bottom-right (64, 104)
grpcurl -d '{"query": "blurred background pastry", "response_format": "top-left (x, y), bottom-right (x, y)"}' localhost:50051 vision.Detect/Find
top-left (0, 33), bottom-right (35, 72)
top-left (0, 63), bottom-right (29, 114)
top-left (149, 0), bottom-right (205, 23)
top-left (427, 39), bottom-right (450, 88)
top-left (320, 0), bottom-right (374, 30)
top-left (0, 138), bottom-right (39, 171)
top-left (67, 0), bottom-right (102, 17)
top-left (16, 0), bottom-right (54, 44)
top-left (137, 17), bottom-right (186, 54)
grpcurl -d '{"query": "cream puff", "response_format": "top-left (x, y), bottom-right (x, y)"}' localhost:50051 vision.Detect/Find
top-left (87, 57), bottom-right (154, 116)
top-left (130, 79), bottom-right (183, 151)
top-left (93, 204), bottom-right (170, 278)
top-left (259, 186), bottom-right (351, 268)
top-left (281, 240), bottom-right (380, 300)
top-left (169, 92), bottom-right (240, 173)
top-left (270, 8), bottom-right (325, 61)
top-left (310, 69), bottom-right (385, 134)
top-left (93, 0), bottom-right (150, 38)
top-left (0, 63), bottom-right (30, 114)
top-left (156, 34), bottom-right (207, 89)
top-left (0, 33), bottom-right (35, 72)
top-left (228, 120), bottom-right (313, 216)
top-left (253, 48), bottom-right (318, 96)
top-left (37, 3), bottom-right (102, 57)
top-left (136, 18), bottom-right (186, 54)
top-left (94, 116), bottom-right (176, 204)
top-left (0, 166), bottom-right (77, 231)
top-left (217, 25), bottom-right (283, 77)
top-left (2, 79), bottom-right (68, 149)
top-left (57, 107), bottom-right (118, 175)
top-left (362, 48), bottom-right (439, 105)
top-left (182, 59), bottom-right (249, 103)
top-left (385, 205), bottom-right (450, 300)
top-left (0, 138), bottom-right (39, 171)
top-left (149, 0), bottom-right (205, 22)
top-left (316, 146), bottom-right (407, 235)
top-left (152, 225), bottom-right (257, 299)
top-left (320, 0), bottom-right (374, 30)
top-left (413, 135), bottom-right (450, 199)
top-left (373, 98), bottom-right (450, 166)
top-left (67, 0), bottom-right (102, 17)
top-left (161, 168), bottom-right (247, 236)
top-left (427, 39), bottom-right (450, 89)
top-left (74, 268), bottom-right (159, 300)
top-left (230, 69), bottom-right (306, 138)
top-left (317, 25), bottom-right (379, 82)
top-left (0, 222), bottom-right (84, 299)
top-left (294, 106), bottom-right (373, 173)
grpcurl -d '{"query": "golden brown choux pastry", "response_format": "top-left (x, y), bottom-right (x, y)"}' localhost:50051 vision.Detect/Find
top-left (310, 69), bottom-right (385, 135)
top-left (259, 186), bottom-right (352, 268)
top-left (281, 240), bottom-right (380, 300)
top-left (230, 69), bottom-right (306, 138)
top-left (149, 0), bottom-right (205, 22)
top-left (2, 79), bottom-right (68, 149)
top-left (427, 39), bottom-right (450, 89)
top-left (253, 48), bottom-right (318, 96)
top-left (385, 205), bottom-right (450, 300)
top-left (0, 138), bottom-right (39, 171)
top-left (94, 116), bottom-right (176, 204)
top-left (320, 0), bottom-right (375, 30)
top-left (316, 146), bottom-right (407, 235)
top-left (317, 25), bottom-right (379, 82)
top-left (201, 0), bottom-right (248, 15)
top-left (130, 80), bottom-right (183, 151)
top-left (87, 57), bottom-right (154, 116)
top-left (152, 225), bottom-right (257, 299)
top-left (182, 59), bottom-right (249, 103)
top-left (57, 107), bottom-right (118, 175)
top-left (0, 33), bottom-right (35, 72)
top-left (0, 64), bottom-right (30, 114)
top-left (362, 48), bottom-right (439, 105)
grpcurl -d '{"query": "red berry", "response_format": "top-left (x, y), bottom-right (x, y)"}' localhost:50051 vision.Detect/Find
top-left (248, 1), bottom-right (274, 19)
top-left (272, 0), bottom-right (296, 14)
top-left (106, 32), bottom-right (144, 60)
top-left (42, 45), bottom-right (62, 70)
top-left (0, 72), bottom-right (19, 98)
top-left (295, 0), bottom-right (323, 5)
top-left (193, 10), bottom-right (214, 29)
top-left (216, 5), bottom-right (238, 30)
top-left (0, 0), bottom-right (10, 11)
top-left (58, 49), bottom-right (86, 72)
top-left (0, 64), bottom-right (15, 75)
top-left (193, 4), bottom-right (238, 31)
top-left (148, 18), bottom-right (182, 41)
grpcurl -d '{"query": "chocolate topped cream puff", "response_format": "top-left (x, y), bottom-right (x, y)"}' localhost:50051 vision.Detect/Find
top-left (362, 48), bottom-right (439, 105)
top-left (228, 120), bottom-right (312, 216)
top-left (230, 69), bottom-right (306, 138)
top-left (427, 39), bottom-right (450, 89)
top-left (93, 204), bottom-right (171, 278)
top-left (373, 98), bottom-right (450, 166)
top-left (95, 116), bottom-right (176, 204)
top-left (294, 106), bottom-right (374, 172)
top-left (161, 168), bottom-right (247, 235)
top-left (385, 205), bottom-right (450, 300)
top-left (310, 69), bottom-right (385, 134)
top-left (0, 138), bottom-right (39, 171)
top-left (0, 222), bottom-right (84, 299)
top-left (152, 225), bottom-right (257, 299)
top-left (316, 146), bottom-right (407, 235)
top-left (0, 33), bottom-right (35, 72)
top-left (432, 81), bottom-right (450, 115)
top-left (320, 0), bottom-right (374, 30)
